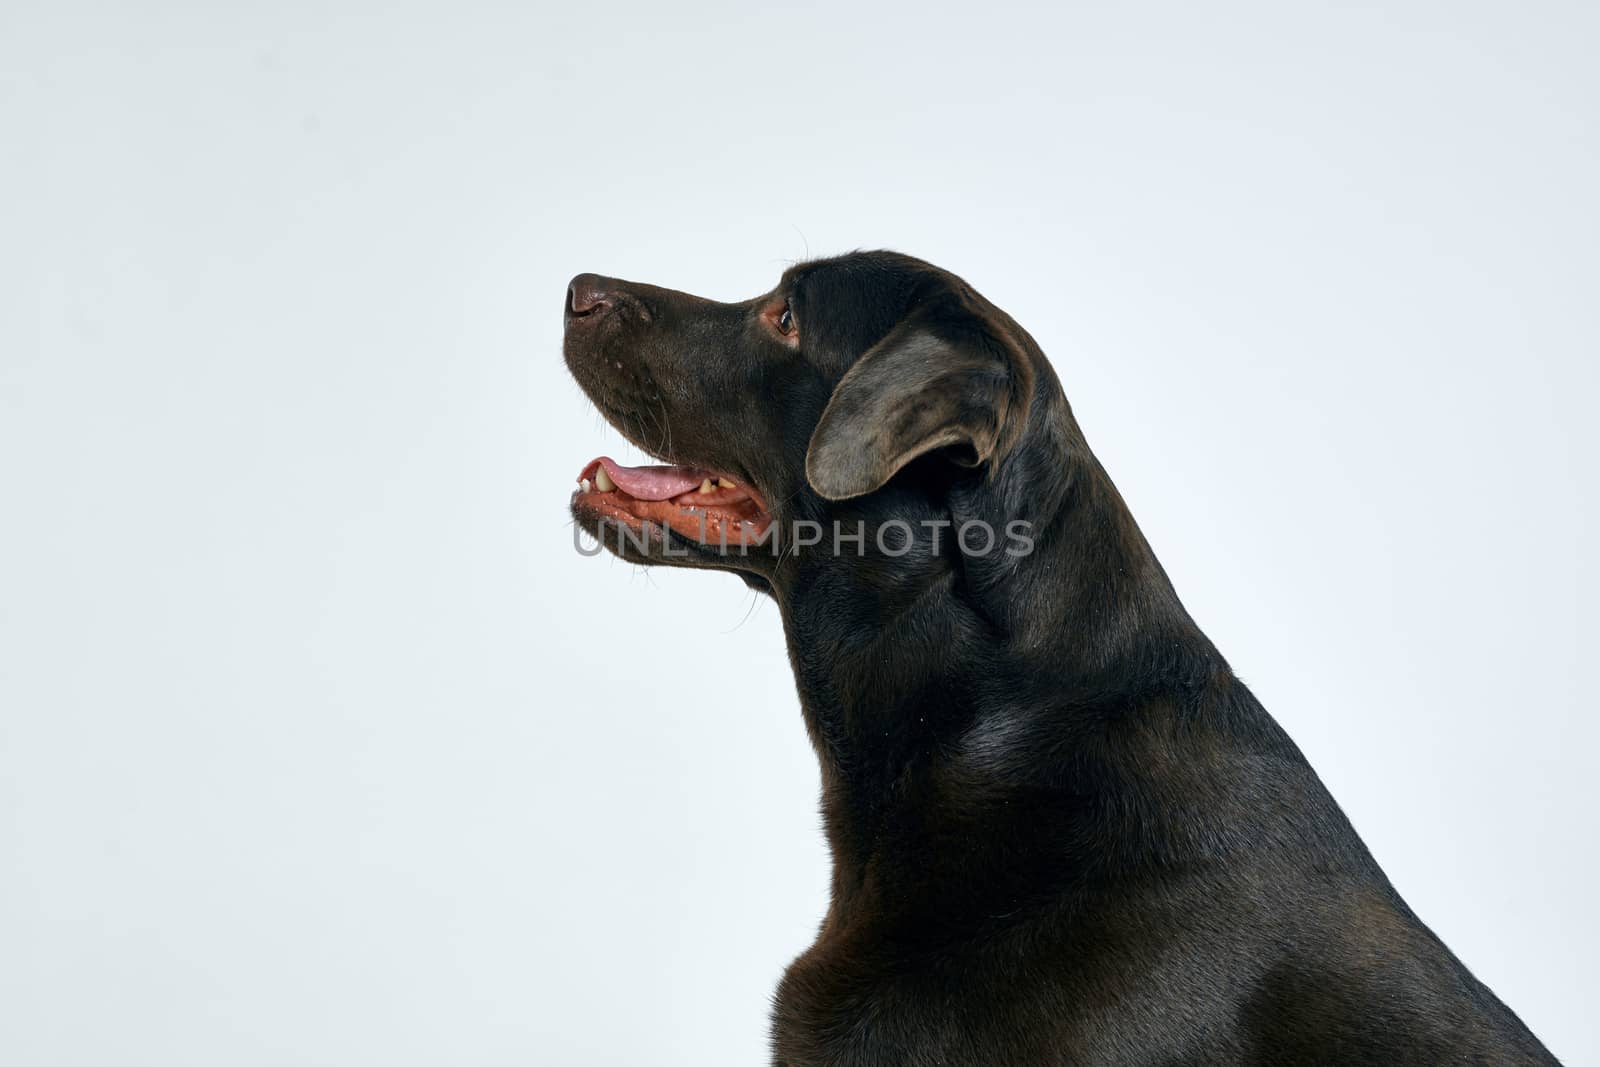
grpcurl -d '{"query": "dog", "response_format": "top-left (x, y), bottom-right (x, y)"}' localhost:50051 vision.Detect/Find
top-left (563, 252), bottom-right (1556, 1065)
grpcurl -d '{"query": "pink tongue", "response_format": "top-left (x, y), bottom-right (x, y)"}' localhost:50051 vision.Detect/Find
top-left (581, 456), bottom-right (712, 501)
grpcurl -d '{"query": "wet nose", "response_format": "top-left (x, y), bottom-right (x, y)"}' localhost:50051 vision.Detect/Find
top-left (567, 273), bottom-right (613, 317)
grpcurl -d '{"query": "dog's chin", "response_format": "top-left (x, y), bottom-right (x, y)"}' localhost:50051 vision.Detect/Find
top-left (569, 455), bottom-right (777, 575)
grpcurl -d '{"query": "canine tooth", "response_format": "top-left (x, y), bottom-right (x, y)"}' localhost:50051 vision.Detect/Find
top-left (699, 479), bottom-right (715, 494)
top-left (580, 478), bottom-right (592, 493)
top-left (594, 467), bottom-right (615, 492)
top-left (718, 478), bottom-right (737, 489)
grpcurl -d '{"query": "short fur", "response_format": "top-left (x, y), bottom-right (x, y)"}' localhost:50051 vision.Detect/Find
top-left (563, 252), bottom-right (1556, 1065)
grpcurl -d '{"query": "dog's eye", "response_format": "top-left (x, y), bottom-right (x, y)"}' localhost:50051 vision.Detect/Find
top-left (777, 304), bottom-right (795, 336)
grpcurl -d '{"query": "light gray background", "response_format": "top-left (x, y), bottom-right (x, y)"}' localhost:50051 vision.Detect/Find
top-left (2, 1), bottom-right (1595, 1064)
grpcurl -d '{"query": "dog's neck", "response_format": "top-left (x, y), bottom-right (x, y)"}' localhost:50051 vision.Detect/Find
top-left (777, 418), bottom-right (1228, 915)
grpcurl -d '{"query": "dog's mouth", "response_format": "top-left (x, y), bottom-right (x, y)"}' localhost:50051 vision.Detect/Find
top-left (572, 455), bottom-right (773, 550)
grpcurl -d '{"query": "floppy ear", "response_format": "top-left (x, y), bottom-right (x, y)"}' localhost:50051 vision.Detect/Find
top-left (805, 302), bottom-right (1033, 501)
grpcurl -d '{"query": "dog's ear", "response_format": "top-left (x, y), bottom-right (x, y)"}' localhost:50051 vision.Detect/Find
top-left (805, 297), bottom-right (1033, 501)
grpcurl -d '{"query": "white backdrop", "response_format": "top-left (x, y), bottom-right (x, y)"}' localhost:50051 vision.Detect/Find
top-left (2, 2), bottom-right (1596, 1064)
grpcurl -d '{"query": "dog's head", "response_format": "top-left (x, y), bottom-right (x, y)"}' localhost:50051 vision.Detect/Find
top-left (564, 251), bottom-right (1078, 596)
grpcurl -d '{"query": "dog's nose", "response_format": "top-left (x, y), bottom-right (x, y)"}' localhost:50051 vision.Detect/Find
top-left (567, 273), bottom-right (613, 317)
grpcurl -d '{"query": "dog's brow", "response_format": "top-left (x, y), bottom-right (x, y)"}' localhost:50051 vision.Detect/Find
top-left (778, 266), bottom-right (808, 297)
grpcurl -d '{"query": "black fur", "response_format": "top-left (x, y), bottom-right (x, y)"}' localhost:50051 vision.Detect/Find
top-left (563, 252), bottom-right (1556, 1065)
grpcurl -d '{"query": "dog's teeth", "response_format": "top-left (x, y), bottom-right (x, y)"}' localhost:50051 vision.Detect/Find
top-left (580, 478), bottom-right (592, 493)
top-left (718, 478), bottom-right (736, 489)
top-left (594, 467), bottom-right (615, 492)
top-left (699, 478), bottom-right (715, 494)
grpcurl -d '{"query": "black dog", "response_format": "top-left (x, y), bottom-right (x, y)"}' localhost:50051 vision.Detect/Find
top-left (563, 252), bottom-right (1555, 1065)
